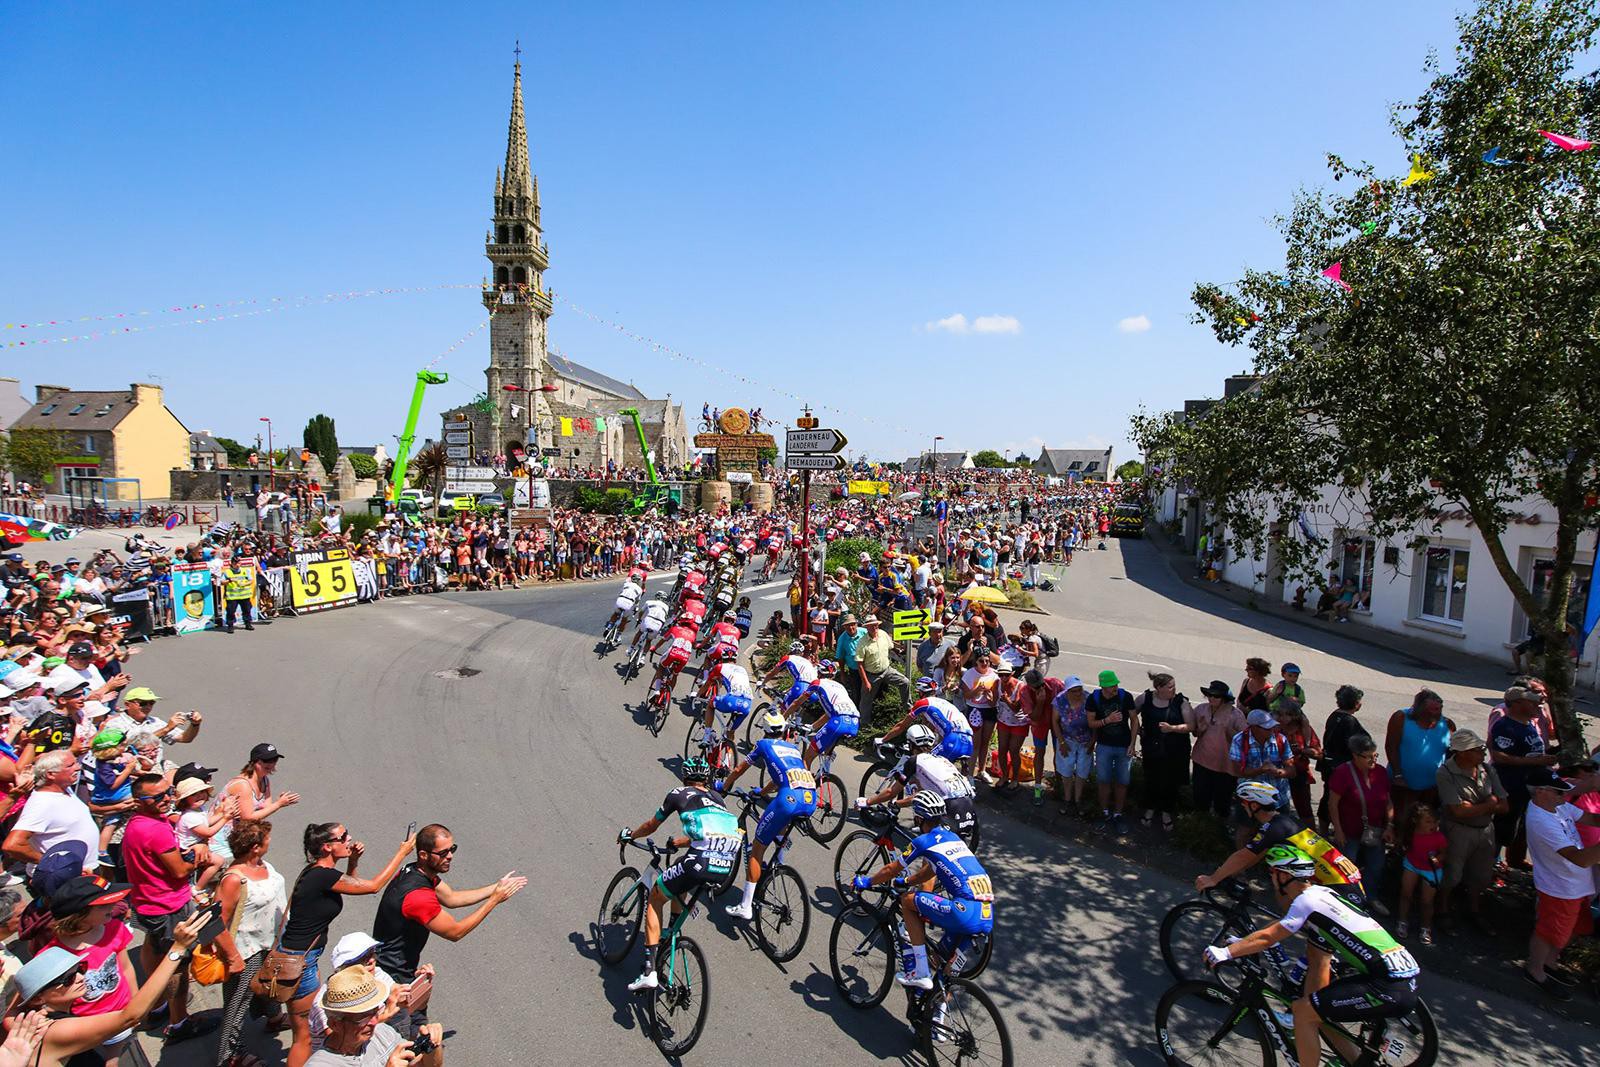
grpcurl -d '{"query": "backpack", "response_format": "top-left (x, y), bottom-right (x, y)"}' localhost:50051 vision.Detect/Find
top-left (1039, 633), bottom-right (1060, 657)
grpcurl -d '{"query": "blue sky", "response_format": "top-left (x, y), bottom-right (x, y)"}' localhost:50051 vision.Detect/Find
top-left (1, 3), bottom-right (1467, 463)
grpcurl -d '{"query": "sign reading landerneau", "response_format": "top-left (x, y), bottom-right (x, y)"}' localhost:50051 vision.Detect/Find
top-left (786, 428), bottom-right (848, 454)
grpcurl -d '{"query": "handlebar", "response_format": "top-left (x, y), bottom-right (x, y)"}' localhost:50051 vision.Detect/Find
top-left (618, 837), bottom-right (677, 865)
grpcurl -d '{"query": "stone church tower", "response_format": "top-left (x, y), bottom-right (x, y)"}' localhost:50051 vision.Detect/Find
top-left (481, 54), bottom-right (552, 455)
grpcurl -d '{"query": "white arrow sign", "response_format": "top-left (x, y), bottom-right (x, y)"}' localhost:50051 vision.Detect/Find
top-left (785, 452), bottom-right (846, 471)
top-left (445, 445), bottom-right (471, 459)
top-left (445, 480), bottom-right (498, 493)
top-left (446, 466), bottom-right (497, 480)
top-left (444, 430), bottom-right (472, 445)
top-left (786, 428), bottom-right (848, 454)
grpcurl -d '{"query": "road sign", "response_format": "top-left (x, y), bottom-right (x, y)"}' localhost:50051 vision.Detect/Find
top-left (892, 608), bottom-right (931, 642)
top-left (786, 428), bottom-right (848, 454)
top-left (541, 447), bottom-right (560, 457)
top-left (444, 430), bottom-right (472, 445)
top-left (445, 480), bottom-right (497, 493)
top-left (445, 445), bottom-right (471, 459)
top-left (785, 453), bottom-right (846, 471)
top-left (446, 465), bottom-right (497, 480)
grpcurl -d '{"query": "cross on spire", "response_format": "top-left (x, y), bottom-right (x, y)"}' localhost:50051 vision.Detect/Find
top-left (513, 39), bottom-right (522, 65)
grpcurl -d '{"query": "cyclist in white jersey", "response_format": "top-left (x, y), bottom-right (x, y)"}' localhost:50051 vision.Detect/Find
top-left (628, 593), bottom-right (672, 660)
top-left (859, 724), bottom-right (980, 844)
top-left (606, 576), bottom-right (644, 634)
top-left (699, 661), bottom-right (755, 747)
top-left (761, 642), bottom-right (819, 705)
top-left (880, 677), bottom-right (975, 762)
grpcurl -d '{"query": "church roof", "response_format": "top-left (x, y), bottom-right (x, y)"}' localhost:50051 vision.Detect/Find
top-left (547, 353), bottom-right (647, 400)
top-left (501, 61), bottom-right (533, 200)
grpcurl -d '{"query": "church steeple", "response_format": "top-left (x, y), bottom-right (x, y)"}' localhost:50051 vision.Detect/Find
top-left (501, 51), bottom-right (533, 201)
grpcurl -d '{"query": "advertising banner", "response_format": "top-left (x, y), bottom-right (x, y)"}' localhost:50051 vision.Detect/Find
top-left (288, 547), bottom-right (359, 613)
top-left (170, 562), bottom-right (216, 635)
top-left (108, 587), bottom-right (153, 640)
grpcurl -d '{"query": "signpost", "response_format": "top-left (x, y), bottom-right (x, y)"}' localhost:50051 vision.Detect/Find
top-left (785, 428), bottom-right (848, 454)
top-left (444, 430), bottom-right (472, 445)
top-left (892, 608), bottom-right (931, 642)
top-left (784, 453), bottom-right (846, 472)
top-left (787, 410), bottom-right (848, 612)
top-left (444, 480), bottom-right (497, 493)
top-left (446, 465), bottom-right (497, 480)
top-left (445, 445), bottom-right (471, 460)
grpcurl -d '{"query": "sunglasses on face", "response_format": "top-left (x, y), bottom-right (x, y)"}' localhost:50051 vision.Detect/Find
top-left (45, 964), bottom-right (88, 991)
top-left (140, 789), bottom-right (175, 801)
top-left (422, 845), bottom-right (458, 858)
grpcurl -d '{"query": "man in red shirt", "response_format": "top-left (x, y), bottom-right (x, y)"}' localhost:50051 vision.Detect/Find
top-left (122, 773), bottom-right (207, 1042)
top-left (1018, 670), bottom-right (1066, 806)
top-left (371, 825), bottom-right (525, 1036)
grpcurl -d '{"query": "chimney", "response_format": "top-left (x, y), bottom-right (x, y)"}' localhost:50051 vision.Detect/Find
top-left (35, 384), bottom-right (70, 404)
top-left (130, 382), bottom-right (163, 406)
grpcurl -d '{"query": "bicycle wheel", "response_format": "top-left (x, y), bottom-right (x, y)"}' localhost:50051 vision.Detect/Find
top-left (858, 761), bottom-right (897, 801)
top-left (753, 864), bottom-right (810, 964)
top-left (833, 831), bottom-right (889, 907)
top-left (595, 867), bottom-right (645, 965)
top-left (649, 934), bottom-right (710, 1057)
top-left (828, 906), bottom-right (895, 1008)
top-left (1153, 980), bottom-right (1273, 1066)
top-left (1352, 1000), bottom-right (1437, 1067)
top-left (650, 690), bottom-right (672, 736)
top-left (682, 718), bottom-right (701, 762)
top-left (743, 700), bottom-right (774, 749)
top-left (919, 977), bottom-right (1014, 1067)
top-left (951, 931), bottom-right (995, 981)
top-left (1161, 901), bottom-right (1251, 989)
top-left (810, 772), bottom-right (848, 843)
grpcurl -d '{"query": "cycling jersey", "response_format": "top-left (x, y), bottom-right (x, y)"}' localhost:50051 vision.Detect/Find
top-left (803, 679), bottom-right (859, 724)
top-left (661, 625), bottom-right (697, 666)
top-left (1280, 886), bottom-right (1420, 981)
top-left (707, 621), bottom-right (740, 655)
top-left (628, 566), bottom-right (649, 584)
top-left (713, 663), bottom-right (754, 699)
top-left (684, 571), bottom-right (708, 591)
top-left (640, 601), bottom-right (670, 633)
top-left (913, 697), bottom-right (973, 744)
top-left (1246, 813), bottom-right (1364, 893)
top-left (750, 738), bottom-right (817, 794)
top-left (901, 826), bottom-right (993, 903)
top-left (899, 753), bottom-right (975, 800)
top-left (777, 655), bottom-right (819, 687)
top-left (615, 581), bottom-right (643, 612)
top-left (680, 600), bottom-right (708, 625)
top-left (654, 786), bottom-right (743, 896)
top-left (738, 537), bottom-right (757, 555)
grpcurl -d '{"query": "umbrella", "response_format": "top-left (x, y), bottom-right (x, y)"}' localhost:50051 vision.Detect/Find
top-left (959, 583), bottom-right (1010, 605)
top-left (897, 492), bottom-right (922, 503)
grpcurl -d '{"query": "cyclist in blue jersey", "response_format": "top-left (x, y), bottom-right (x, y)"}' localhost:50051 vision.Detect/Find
top-left (783, 659), bottom-right (860, 770)
top-left (880, 676), bottom-right (975, 763)
top-left (762, 641), bottom-right (818, 706)
top-left (715, 713), bottom-right (820, 921)
top-left (698, 660), bottom-right (754, 749)
top-left (854, 791), bottom-right (994, 989)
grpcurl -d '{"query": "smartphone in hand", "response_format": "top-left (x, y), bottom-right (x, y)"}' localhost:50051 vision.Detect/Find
top-left (196, 903), bottom-right (225, 945)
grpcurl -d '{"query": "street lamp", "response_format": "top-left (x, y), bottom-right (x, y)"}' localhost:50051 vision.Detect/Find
top-left (259, 417), bottom-right (274, 490)
top-left (930, 435), bottom-right (943, 474)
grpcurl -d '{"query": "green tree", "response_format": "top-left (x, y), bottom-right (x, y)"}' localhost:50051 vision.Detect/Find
top-left (302, 414), bottom-right (339, 472)
top-left (1133, 0), bottom-right (1600, 750)
top-left (346, 453), bottom-right (379, 479)
top-left (0, 429), bottom-right (70, 485)
top-left (1114, 460), bottom-right (1145, 481)
top-left (970, 450), bottom-right (1010, 469)
top-left (409, 442), bottom-right (449, 500)
top-left (214, 436), bottom-right (252, 468)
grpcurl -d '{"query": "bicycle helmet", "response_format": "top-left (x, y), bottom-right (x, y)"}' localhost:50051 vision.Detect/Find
top-left (906, 724), bottom-right (937, 750)
top-left (788, 641), bottom-right (807, 655)
top-left (910, 790), bottom-right (947, 822)
top-left (759, 712), bottom-right (789, 737)
top-left (680, 755), bottom-right (711, 782)
top-left (914, 676), bottom-right (937, 695)
top-left (817, 658), bottom-right (839, 677)
top-left (722, 609), bottom-right (737, 621)
top-left (1262, 845), bottom-right (1316, 880)
top-left (655, 591), bottom-right (669, 601)
top-left (1234, 780), bottom-right (1281, 808)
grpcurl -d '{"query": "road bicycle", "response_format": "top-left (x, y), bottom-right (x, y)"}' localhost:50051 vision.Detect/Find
top-left (725, 787), bottom-right (812, 963)
top-left (828, 883), bottom-right (1011, 1066)
top-left (1154, 954), bottom-right (1437, 1067)
top-left (643, 663), bottom-right (685, 736)
top-left (601, 611), bottom-right (625, 648)
top-left (829, 808), bottom-right (994, 978)
top-left (1161, 879), bottom-right (1300, 992)
top-left (594, 838), bottom-right (718, 1057)
top-left (682, 706), bottom-right (744, 779)
top-left (622, 630), bottom-right (650, 681)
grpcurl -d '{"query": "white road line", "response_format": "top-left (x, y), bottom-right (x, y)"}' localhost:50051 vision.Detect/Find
top-left (1056, 649), bottom-right (1172, 671)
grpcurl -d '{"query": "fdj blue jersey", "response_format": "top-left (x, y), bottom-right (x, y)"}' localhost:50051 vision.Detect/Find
top-left (751, 738), bottom-right (818, 793)
top-left (902, 826), bottom-right (993, 903)
top-left (805, 679), bottom-right (859, 724)
top-left (913, 697), bottom-right (972, 742)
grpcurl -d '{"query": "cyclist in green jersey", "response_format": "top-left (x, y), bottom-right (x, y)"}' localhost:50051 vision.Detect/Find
top-left (1204, 846), bottom-right (1420, 1066)
top-left (617, 756), bottom-right (743, 991)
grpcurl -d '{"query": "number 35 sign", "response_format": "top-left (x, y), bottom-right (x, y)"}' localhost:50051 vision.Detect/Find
top-left (288, 547), bottom-right (359, 613)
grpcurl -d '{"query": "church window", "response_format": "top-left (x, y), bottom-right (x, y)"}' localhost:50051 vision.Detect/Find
top-left (512, 224), bottom-right (525, 243)
top-left (512, 266), bottom-right (527, 285)
top-left (495, 266), bottom-right (510, 286)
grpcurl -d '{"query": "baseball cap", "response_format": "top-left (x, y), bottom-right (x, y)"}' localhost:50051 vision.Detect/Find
top-left (49, 875), bottom-right (132, 919)
top-left (1246, 709), bottom-right (1279, 728)
top-left (328, 931), bottom-right (381, 970)
top-left (123, 686), bottom-right (160, 703)
top-left (30, 841), bottom-right (90, 898)
top-left (49, 677), bottom-right (87, 699)
top-left (1503, 685), bottom-right (1540, 704)
top-left (12, 947), bottom-right (85, 1005)
top-left (250, 742), bottom-right (283, 763)
top-left (89, 729), bottom-right (125, 752)
top-left (1448, 729), bottom-right (1486, 752)
top-left (66, 641), bottom-right (94, 658)
top-left (1062, 675), bottom-right (1084, 690)
top-left (1527, 768), bottom-right (1574, 792)
top-left (175, 761), bottom-right (218, 784)
top-left (1097, 669), bottom-right (1119, 688)
top-left (1281, 662), bottom-right (1301, 675)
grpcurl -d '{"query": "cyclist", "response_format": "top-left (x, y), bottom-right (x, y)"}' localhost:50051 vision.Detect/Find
top-left (880, 676), bottom-right (975, 765)
top-left (617, 755), bottom-right (744, 991)
top-left (698, 658), bottom-right (754, 748)
top-left (1204, 846), bottom-right (1419, 1067)
top-left (784, 659), bottom-right (859, 771)
top-left (676, 597), bottom-right (709, 643)
top-left (717, 713), bottom-right (819, 921)
top-left (852, 791), bottom-right (993, 990)
top-left (733, 596), bottom-right (753, 639)
top-left (1197, 781), bottom-right (1366, 900)
top-left (648, 619), bottom-right (698, 705)
top-left (679, 567), bottom-right (709, 608)
top-left (762, 640), bottom-right (818, 706)
top-left (710, 570), bottom-right (739, 618)
top-left (627, 560), bottom-right (650, 586)
top-left (858, 723), bottom-right (979, 844)
top-left (700, 609), bottom-right (742, 662)
top-left (628, 592), bottom-right (672, 661)
top-left (606, 573), bottom-right (645, 636)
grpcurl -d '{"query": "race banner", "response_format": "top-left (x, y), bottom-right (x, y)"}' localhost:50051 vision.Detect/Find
top-left (287, 547), bottom-right (358, 613)
top-left (351, 557), bottom-right (379, 602)
top-left (170, 562), bottom-right (216, 635)
top-left (109, 587), bottom-right (153, 640)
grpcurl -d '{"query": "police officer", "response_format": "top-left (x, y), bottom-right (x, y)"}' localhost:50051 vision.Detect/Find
top-left (220, 558), bottom-right (256, 633)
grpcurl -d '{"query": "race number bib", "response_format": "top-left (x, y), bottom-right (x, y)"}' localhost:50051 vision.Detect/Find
top-left (786, 769), bottom-right (817, 790)
top-left (965, 874), bottom-right (994, 902)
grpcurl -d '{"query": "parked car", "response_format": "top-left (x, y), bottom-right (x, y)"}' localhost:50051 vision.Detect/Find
top-left (400, 488), bottom-right (435, 510)
top-left (1110, 502), bottom-right (1145, 538)
top-left (475, 492), bottom-right (507, 511)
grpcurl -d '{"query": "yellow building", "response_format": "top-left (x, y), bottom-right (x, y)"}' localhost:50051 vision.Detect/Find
top-left (11, 383), bottom-right (190, 501)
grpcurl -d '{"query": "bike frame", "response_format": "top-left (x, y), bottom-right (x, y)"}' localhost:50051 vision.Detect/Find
top-left (1207, 963), bottom-right (1392, 1067)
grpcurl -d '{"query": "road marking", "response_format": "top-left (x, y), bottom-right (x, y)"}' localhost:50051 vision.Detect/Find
top-left (1056, 649), bottom-right (1172, 672)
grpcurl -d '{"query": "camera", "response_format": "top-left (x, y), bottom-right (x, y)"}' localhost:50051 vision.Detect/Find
top-left (411, 1031), bottom-right (436, 1054)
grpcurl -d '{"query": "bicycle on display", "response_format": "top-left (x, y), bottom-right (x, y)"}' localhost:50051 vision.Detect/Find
top-left (594, 838), bottom-right (714, 1057)
top-left (748, 720), bottom-right (848, 844)
top-left (827, 881), bottom-right (1011, 1067)
top-left (1154, 953), bottom-right (1437, 1067)
top-left (726, 787), bottom-right (812, 963)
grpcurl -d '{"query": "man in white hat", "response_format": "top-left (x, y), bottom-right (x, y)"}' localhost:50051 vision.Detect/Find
top-left (308, 964), bottom-right (443, 1066)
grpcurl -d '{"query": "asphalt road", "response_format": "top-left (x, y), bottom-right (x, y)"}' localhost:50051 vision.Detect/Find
top-left (112, 537), bottom-right (1588, 1065)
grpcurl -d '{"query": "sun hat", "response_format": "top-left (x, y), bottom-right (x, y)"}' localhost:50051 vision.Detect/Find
top-left (12, 947), bottom-right (84, 1004)
top-left (1447, 729), bottom-right (1486, 752)
top-left (328, 932), bottom-right (381, 971)
top-left (174, 777), bottom-right (213, 802)
top-left (123, 686), bottom-right (160, 703)
top-left (1062, 675), bottom-right (1084, 690)
top-left (1097, 669), bottom-right (1119, 688)
top-left (319, 964), bottom-right (393, 1016)
top-left (1200, 680), bottom-right (1234, 700)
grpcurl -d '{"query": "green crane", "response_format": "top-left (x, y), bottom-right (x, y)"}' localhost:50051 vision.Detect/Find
top-left (617, 406), bottom-right (670, 513)
top-left (389, 370), bottom-right (450, 504)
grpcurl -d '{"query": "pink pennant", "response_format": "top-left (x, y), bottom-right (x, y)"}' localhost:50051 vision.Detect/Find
top-left (1539, 130), bottom-right (1592, 152)
top-left (1321, 262), bottom-right (1352, 291)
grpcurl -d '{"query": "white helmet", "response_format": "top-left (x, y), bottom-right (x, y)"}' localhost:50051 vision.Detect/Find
top-left (910, 790), bottom-right (946, 822)
top-left (906, 724), bottom-right (937, 750)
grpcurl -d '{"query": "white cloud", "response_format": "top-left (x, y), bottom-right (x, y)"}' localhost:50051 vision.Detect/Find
top-left (1118, 314), bottom-right (1152, 334)
top-left (925, 313), bottom-right (1021, 335)
top-left (972, 315), bottom-right (1021, 334)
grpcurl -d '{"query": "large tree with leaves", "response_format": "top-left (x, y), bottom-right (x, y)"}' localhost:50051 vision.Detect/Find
top-left (1133, 0), bottom-right (1599, 749)
top-left (0, 430), bottom-right (71, 486)
top-left (302, 414), bottom-right (339, 473)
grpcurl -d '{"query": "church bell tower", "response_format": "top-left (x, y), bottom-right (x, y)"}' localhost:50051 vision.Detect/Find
top-left (482, 46), bottom-right (552, 455)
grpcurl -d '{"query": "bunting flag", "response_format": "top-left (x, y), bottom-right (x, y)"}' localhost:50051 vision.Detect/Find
top-left (1539, 130), bottom-right (1593, 152)
top-left (595, 417), bottom-right (606, 431)
top-left (1360, 221), bottom-right (1378, 235)
top-left (424, 313), bottom-right (494, 371)
top-left (0, 512), bottom-right (80, 542)
top-left (560, 417), bottom-right (573, 436)
top-left (1482, 147), bottom-right (1517, 167)
top-left (1401, 154), bottom-right (1435, 186)
top-left (1321, 262), bottom-right (1352, 291)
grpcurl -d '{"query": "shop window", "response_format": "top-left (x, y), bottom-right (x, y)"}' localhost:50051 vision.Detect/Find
top-left (1420, 546), bottom-right (1470, 624)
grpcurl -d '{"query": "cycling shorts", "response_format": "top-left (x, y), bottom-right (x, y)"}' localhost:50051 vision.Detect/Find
top-left (615, 597), bottom-right (638, 613)
top-left (945, 796), bottom-right (978, 843)
top-left (935, 734), bottom-right (973, 761)
top-left (812, 717), bottom-right (859, 754)
top-left (1309, 974), bottom-right (1417, 1023)
top-left (658, 850), bottom-right (735, 901)
top-left (641, 617), bottom-right (665, 634)
top-left (754, 787), bottom-right (818, 846)
top-left (661, 648), bottom-right (691, 671)
top-left (784, 680), bottom-right (810, 707)
top-left (911, 893), bottom-right (994, 937)
top-left (714, 694), bottom-right (753, 727)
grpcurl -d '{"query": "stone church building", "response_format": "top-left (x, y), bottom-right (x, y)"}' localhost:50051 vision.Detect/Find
top-left (440, 58), bottom-right (687, 473)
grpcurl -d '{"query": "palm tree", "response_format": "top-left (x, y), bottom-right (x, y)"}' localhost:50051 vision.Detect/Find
top-left (409, 442), bottom-right (449, 501)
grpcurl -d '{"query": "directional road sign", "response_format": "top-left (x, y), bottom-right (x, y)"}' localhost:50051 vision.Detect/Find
top-left (892, 608), bottom-right (931, 642)
top-left (445, 445), bottom-right (471, 459)
top-left (444, 430), bottom-right (472, 445)
top-left (445, 480), bottom-right (497, 493)
top-left (785, 452), bottom-right (846, 471)
top-left (446, 466), bottom-right (497, 480)
top-left (786, 428), bottom-right (848, 454)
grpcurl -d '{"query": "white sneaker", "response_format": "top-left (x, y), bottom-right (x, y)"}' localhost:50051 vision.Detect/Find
top-left (896, 971), bottom-right (934, 990)
top-left (627, 970), bottom-right (659, 992)
top-left (725, 901), bottom-right (753, 921)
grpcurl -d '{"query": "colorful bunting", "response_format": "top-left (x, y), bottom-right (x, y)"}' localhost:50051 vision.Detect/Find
top-left (1481, 147), bottom-right (1516, 167)
top-left (0, 512), bottom-right (80, 542)
top-left (1321, 262), bottom-right (1352, 292)
top-left (595, 417), bottom-right (606, 432)
top-left (559, 417), bottom-right (573, 437)
top-left (1401, 154), bottom-right (1435, 187)
top-left (1539, 130), bottom-right (1593, 152)
top-left (1360, 221), bottom-right (1378, 235)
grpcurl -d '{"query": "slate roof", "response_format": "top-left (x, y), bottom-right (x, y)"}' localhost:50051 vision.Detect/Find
top-left (1035, 447), bottom-right (1113, 477)
top-left (14, 390), bottom-right (140, 430)
top-left (547, 354), bottom-right (646, 400)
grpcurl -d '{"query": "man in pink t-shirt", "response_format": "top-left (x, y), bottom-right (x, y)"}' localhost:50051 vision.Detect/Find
top-left (121, 774), bottom-right (203, 1040)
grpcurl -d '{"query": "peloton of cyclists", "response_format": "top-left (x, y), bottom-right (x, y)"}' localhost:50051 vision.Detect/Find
top-left (858, 722), bottom-right (980, 845)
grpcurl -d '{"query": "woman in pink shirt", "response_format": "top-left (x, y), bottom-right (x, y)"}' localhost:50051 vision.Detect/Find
top-left (40, 875), bottom-right (139, 1064)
